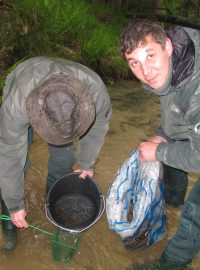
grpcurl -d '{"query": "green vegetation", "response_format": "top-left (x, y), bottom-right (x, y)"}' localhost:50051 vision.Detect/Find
top-left (2, 0), bottom-right (197, 101)
top-left (0, 0), bottom-right (130, 99)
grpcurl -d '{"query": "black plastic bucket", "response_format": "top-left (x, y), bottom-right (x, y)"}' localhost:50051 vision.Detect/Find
top-left (45, 173), bottom-right (105, 233)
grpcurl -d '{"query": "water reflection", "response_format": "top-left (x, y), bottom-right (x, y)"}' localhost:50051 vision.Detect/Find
top-left (1, 80), bottom-right (199, 270)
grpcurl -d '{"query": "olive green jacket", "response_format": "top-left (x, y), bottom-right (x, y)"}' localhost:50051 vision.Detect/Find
top-left (146, 27), bottom-right (200, 174)
top-left (0, 57), bottom-right (111, 212)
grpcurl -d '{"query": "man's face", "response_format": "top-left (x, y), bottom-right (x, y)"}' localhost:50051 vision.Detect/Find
top-left (124, 36), bottom-right (173, 89)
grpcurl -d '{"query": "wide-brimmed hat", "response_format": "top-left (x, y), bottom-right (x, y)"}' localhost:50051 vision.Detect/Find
top-left (26, 73), bottom-right (95, 145)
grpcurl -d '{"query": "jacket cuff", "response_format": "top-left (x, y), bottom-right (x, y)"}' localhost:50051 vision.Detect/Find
top-left (155, 142), bottom-right (167, 162)
top-left (78, 161), bottom-right (94, 170)
top-left (7, 200), bottom-right (25, 213)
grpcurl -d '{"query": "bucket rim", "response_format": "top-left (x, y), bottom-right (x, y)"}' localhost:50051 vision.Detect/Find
top-left (45, 172), bottom-right (105, 233)
top-left (46, 172), bottom-right (102, 202)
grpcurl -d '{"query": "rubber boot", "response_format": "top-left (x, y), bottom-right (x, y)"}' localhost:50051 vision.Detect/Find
top-left (1, 200), bottom-right (17, 251)
top-left (163, 164), bottom-right (188, 208)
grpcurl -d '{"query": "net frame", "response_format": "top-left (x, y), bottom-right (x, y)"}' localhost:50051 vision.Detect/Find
top-left (51, 229), bottom-right (80, 262)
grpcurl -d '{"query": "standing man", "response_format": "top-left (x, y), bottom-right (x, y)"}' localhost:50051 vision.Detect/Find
top-left (120, 19), bottom-right (200, 269)
top-left (0, 57), bottom-right (111, 250)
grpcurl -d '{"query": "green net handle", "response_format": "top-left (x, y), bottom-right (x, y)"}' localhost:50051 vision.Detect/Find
top-left (0, 215), bottom-right (54, 236)
top-left (0, 214), bottom-right (79, 256)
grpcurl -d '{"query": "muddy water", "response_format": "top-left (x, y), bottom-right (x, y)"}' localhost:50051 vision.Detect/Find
top-left (1, 80), bottom-right (200, 270)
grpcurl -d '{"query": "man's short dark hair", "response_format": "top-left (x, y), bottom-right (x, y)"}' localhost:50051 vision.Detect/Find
top-left (120, 19), bottom-right (168, 58)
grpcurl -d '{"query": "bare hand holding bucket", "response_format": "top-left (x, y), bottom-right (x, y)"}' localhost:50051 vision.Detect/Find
top-left (74, 169), bottom-right (93, 179)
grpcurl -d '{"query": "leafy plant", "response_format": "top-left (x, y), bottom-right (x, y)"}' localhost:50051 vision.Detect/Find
top-left (163, 0), bottom-right (181, 16)
top-left (0, 0), bottom-right (129, 82)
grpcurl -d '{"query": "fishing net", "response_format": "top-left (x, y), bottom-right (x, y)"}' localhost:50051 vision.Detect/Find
top-left (0, 215), bottom-right (80, 262)
top-left (50, 191), bottom-right (96, 262)
top-left (51, 229), bottom-right (80, 262)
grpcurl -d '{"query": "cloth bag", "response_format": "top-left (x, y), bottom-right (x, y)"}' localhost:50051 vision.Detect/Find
top-left (106, 149), bottom-right (166, 250)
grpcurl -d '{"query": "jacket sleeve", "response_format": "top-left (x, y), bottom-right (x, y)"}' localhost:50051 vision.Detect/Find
top-left (156, 103), bottom-right (200, 174)
top-left (156, 126), bottom-right (170, 140)
top-left (77, 82), bottom-right (112, 170)
top-left (0, 97), bottom-right (29, 212)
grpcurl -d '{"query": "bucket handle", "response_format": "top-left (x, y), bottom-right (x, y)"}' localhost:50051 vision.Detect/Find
top-left (45, 194), bottom-right (105, 234)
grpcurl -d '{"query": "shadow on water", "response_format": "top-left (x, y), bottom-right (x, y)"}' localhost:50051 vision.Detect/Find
top-left (0, 80), bottom-right (199, 270)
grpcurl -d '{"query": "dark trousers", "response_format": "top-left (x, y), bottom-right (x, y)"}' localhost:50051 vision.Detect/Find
top-left (46, 143), bottom-right (74, 192)
top-left (163, 164), bottom-right (188, 207)
top-left (26, 127), bottom-right (74, 192)
top-left (163, 164), bottom-right (200, 263)
top-left (163, 178), bottom-right (200, 263)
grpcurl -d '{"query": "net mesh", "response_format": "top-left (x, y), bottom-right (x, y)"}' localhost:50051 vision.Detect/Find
top-left (51, 229), bottom-right (80, 262)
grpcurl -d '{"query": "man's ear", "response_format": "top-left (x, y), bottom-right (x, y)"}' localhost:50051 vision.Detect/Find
top-left (165, 37), bottom-right (173, 57)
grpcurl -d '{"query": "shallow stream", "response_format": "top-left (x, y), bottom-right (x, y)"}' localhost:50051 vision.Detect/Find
top-left (0, 80), bottom-right (199, 270)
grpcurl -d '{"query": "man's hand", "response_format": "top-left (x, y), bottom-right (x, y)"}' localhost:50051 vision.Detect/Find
top-left (138, 141), bottom-right (159, 162)
top-left (10, 209), bottom-right (28, 228)
top-left (138, 135), bottom-right (167, 162)
top-left (148, 135), bottom-right (167, 144)
top-left (74, 169), bottom-right (94, 179)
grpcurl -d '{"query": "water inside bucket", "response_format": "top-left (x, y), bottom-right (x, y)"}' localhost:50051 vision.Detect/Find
top-left (52, 193), bottom-right (97, 230)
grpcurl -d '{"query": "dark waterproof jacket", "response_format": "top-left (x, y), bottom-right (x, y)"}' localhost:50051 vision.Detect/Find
top-left (0, 57), bottom-right (111, 212)
top-left (153, 26), bottom-right (200, 174)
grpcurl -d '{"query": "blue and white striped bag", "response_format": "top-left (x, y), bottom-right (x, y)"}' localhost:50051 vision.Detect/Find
top-left (106, 149), bottom-right (166, 250)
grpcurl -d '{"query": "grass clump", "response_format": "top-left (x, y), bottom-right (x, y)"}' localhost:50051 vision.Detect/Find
top-left (0, 0), bottom-right (129, 83)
